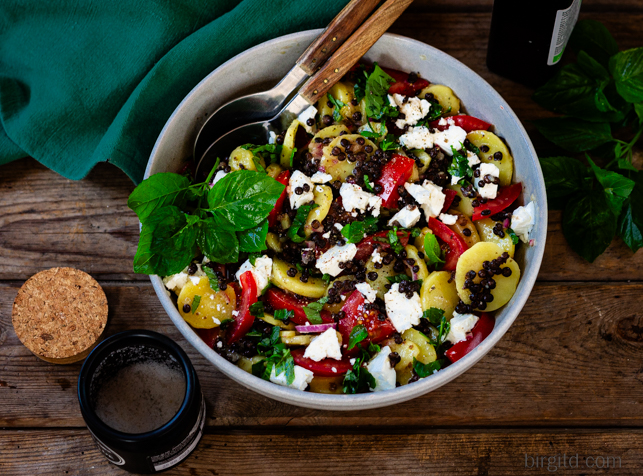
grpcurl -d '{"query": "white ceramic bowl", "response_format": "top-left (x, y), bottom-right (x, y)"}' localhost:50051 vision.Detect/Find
top-left (145, 30), bottom-right (547, 410)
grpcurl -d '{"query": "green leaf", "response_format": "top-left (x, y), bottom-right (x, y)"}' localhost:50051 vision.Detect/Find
top-left (538, 156), bottom-right (592, 203)
top-left (610, 47), bottom-right (643, 103)
top-left (128, 173), bottom-right (193, 224)
top-left (380, 134), bottom-right (400, 151)
top-left (303, 296), bottom-right (328, 325)
top-left (287, 203), bottom-right (319, 243)
top-left (587, 156), bottom-right (635, 216)
top-left (238, 220), bottom-right (269, 253)
top-left (423, 233), bottom-right (445, 266)
top-left (133, 206), bottom-right (200, 275)
top-left (568, 20), bottom-right (618, 67)
top-left (197, 217), bottom-right (239, 264)
top-left (635, 103), bottom-right (643, 125)
top-left (364, 63), bottom-right (396, 120)
top-left (387, 227), bottom-right (404, 254)
top-left (562, 190), bottom-right (618, 262)
top-left (342, 356), bottom-right (376, 394)
top-left (363, 174), bottom-right (375, 193)
top-left (422, 307), bottom-right (445, 327)
top-left (347, 324), bottom-right (368, 350)
top-left (618, 159), bottom-right (638, 172)
top-left (506, 228), bottom-right (520, 245)
top-left (191, 295), bottom-right (201, 314)
top-left (241, 143), bottom-right (283, 165)
top-left (203, 266), bottom-right (220, 292)
top-left (341, 216), bottom-right (379, 243)
top-left (322, 273), bottom-right (332, 284)
top-left (273, 309), bottom-right (294, 321)
top-left (413, 357), bottom-right (442, 378)
top-left (367, 342), bottom-right (381, 356)
top-left (533, 117), bottom-right (613, 153)
top-left (618, 171), bottom-right (643, 252)
top-left (249, 301), bottom-right (264, 318)
top-left (207, 170), bottom-right (285, 230)
top-left (327, 93), bottom-right (345, 123)
top-left (447, 146), bottom-right (473, 183)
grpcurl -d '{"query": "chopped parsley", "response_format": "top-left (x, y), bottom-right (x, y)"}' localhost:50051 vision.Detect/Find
top-left (249, 301), bottom-right (264, 318)
top-left (190, 295), bottom-right (201, 314)
top-left (347, 324), bottom-right (368, 350)
top-left (303, 296), bottom-right (329, 325)
top-left (387, 227), bottom-right (404, 254)
top-left (447, 145), bottom-right (474, 184)
top-left (341, 216), bottom-right (379, 243)
top-left (507, 227), bottom-right (520, 245)
top-left (273, 309), bottom-right (294, 321)
top-left (327, 93), bottom-right (345, 123)
top-left (413, 357), bottom-right (446, 378)
top-left (253, 326), bottom-right (295, 385)
top-left (363, 174), bottom-right (375, 193)
top-left (203, 266), bottom-right (220, 292)
top-left (287, 203), bottom-right (319, 243)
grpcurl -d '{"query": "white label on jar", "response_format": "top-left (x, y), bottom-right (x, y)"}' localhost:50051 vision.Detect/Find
top-left (150, 394), bottom-right (206, 471)
top-left (547, 0), bottom-right (582, 65)
top-left (87, 427), bottom-right (126, 466)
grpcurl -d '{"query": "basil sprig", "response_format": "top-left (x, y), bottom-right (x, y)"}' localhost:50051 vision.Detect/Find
top-left (533, 20), bottom-right (643, 261)
top-left (129, 169), bottom-right (284, 275)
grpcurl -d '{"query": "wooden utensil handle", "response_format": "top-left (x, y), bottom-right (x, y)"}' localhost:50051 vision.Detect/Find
top-left (296, 0), bottom-right (381, 76)
top-left (299, 0), bottom-right (414, 105)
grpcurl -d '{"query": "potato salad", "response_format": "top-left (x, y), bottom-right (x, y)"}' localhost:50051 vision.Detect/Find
top-left (130, 63), bottom-right (535, 394)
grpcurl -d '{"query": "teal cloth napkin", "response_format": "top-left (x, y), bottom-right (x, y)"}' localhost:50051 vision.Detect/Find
top-left (0, 0), bottom-right (350, 183)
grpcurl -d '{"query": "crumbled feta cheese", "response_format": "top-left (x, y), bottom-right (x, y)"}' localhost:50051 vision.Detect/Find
top-left (371, 248), bottom-right (383, 264)
top-left (270, 365), bottom-right (314, 391)
top-left (334, 223), bottom-right (344, 231)
top-left (315, 243), bottom-right (357, 277)
top-left (475, 163), bottom-right (500, 199)
top-left (340, 182), bottom-right (379, 215)
top-left (298, 105), bottom-right (318, 134)
top-left (511, 201), bottom-right (536, 243)
top-left (399, 126), bottom-right (435, 150)
top-left (433, 125), bottom-right (467, 156)
top-left (446, 312), bottom-right (479, 344)
top-left (388, 205), bottom-right (422, 228)
top-left (367, 345), bottom-right (396, 392)
top-left (288, 170), bottom-right (314, 209)
top-left (350, 358), bottom-right (356, 365)
top-left (232, 310), bottom-right (239, 317)
top-left (439, 213), bottom-right (458, 225)
top-left (437, 117), bottom-right (455, 127)
top-left (467, 150), bottom-right (481, 167)
top-left (235, 255), bottom-right (273, 297)
top-left (216, 341), bottom-right (223, 348)
top-left (384, 283), bottom-right (423, 333)
top-left (303, 328), bottom-right (342, 361)
top-left (389, 94), bottom-right (431, 129)
top-left (322, 231), bottom-right (331, 239)
top-left (189, 276), bottom-right (201, 285)
top-left (268, 130), bottom-right (277, 144)
top-left (310, 171), bottom-right (333, 184)
top-left (163, 263), bottom-right (206, 293)
top-left (211, 170), bottom-right (227, 186)
top-left (404, 180), bottom-right (446, 220)
top-left (355, 282), bottom-right (377, 303)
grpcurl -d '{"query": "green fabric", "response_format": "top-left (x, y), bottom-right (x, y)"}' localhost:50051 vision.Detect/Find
top-left (0, 0), bottom-right (349, 184)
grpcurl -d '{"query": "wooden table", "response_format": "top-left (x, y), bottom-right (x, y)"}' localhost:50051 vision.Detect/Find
top-left (1, 1), bottom-right (642, 474)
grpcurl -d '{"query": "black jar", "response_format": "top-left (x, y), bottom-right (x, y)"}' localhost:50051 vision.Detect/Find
top-left (78, 330), bottom-right (205, 473)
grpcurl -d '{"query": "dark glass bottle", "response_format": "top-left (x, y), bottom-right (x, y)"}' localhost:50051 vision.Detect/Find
top-left (486, 0), bottom-right (582, 88)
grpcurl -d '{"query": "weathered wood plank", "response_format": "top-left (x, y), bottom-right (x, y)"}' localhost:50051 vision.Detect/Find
top-left (1, 281), bottom-right (642, 428)
top-left (0, 429), bottom-right (640, 475)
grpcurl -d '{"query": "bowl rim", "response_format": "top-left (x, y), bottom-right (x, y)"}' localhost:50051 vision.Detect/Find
top-left (146, 29), bottom-right (547, 410)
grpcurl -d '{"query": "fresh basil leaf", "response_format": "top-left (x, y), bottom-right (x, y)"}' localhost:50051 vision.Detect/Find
top-left (238, 219), bottom-right (269, 253)
top-left (327, 93), bottom-right (345, 123)
top-left (273, 348), bottom-right (295, 385)
top-left (251, 360), bottom-right (266, 378)
top-left (386, 274), bottom-right (411, 284)
top-left (587, 156), bottom-right (635, 216)
top-left (447, 146), bottom-right (473, 183)
top-left (133, 206), bottom-right (199, 275)
top-left (387, 227), bottom-right (404, 254)
top-left (287, 203), bottom-right (319, 243)
top-left (342, 357), bottom-right (376, 394)
top-left (380, 134), bottom-right (400, 151)
top-left (303, 296), bottom-right (328, 325)
top-left (203, 266), bottom-right (220, 292)
top-left (618, 159), bottom-right (638, 172)
top-left (635, 103), bottom-right (643, 125)
top-left (341, 216), bottom-right (379, 244)
top-left (423, 233), bottom-right (444, 266)
top-left (422, 307), bottom-right (445, 327)
top-left (413, 357), bottom-right (442, 378)
top-left (363, 174), bottom-right (375, 193)
top-left (610, 47), bottom-right (643, 103)
top-left (249, 301), bottom-right (264, 318)
top-left (322, 273), bottom-right (332, 284)
top-left (191, 295), bottom-right (201, 314)
top-left (207, 170), bottom-right (285, 230)
top-left (364, 63), bottom-right (395, 120)
top-left (533, 117), bottom-right (613, 153)
top-left (367, 342), bottom-right (381, 357)
top-left (618, 171), bottom-right (643, 253)
top-left (197, 217), bottom-right (239, 264)
top-left (273, 309), bottom-right (294, 321)
top-left (128, 173), bottom-right (193, 224)
top-left (506, 228), bottom-right (520, 245)
top-left (538, 156), bottom-right (593, 203)
top-left (568, 19), bottom-right (618, 68)
top-left (562, 190), bottom-right (618, 262)
top-left (348, 324), bottom-right (368, 350)
top-left (241, 144), bottom-right (283, 165)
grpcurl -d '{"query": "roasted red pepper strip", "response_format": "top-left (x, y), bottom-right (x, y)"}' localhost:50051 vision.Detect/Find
top-left (428, 217), bottom-right (468, 271)
top-left (382, 67), bottom-right (430, 96)
top-left (472, 182), bottom-right (522, 221)
top-left (291, 348), bottom-right (354, 376)
top-left (441, 189), bottom-right (458, 213)
top-left (445, 313), bottom-right (495, 363)
top-left (195, 327), bottom-right (219, 349)
top-left (354, 230), bottom-right (409, 262)
top-left (267, 170), bottom-right (290, 228)
top-left (265, 288), bottom-right (332, 326)
top-left (227, 271), bottom-right (257, 344)
top-left (376, 154), bottom-right (416, 208)
top-left (338, 290), bottom-right (396, 357)
top-left (429, 115), bottom-right (492, 132)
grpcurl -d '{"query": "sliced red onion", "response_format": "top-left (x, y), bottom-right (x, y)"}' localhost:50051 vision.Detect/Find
top-left (404, 261), bottom-right (419, 281)
top-left (529, 239), bottom-right (535, 246)
top-left (295, 323), bottom-right (337, 333)
top-left (503, 218), bottom-right (510, 228)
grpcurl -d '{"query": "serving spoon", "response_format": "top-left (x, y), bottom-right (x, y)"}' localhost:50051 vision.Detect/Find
top-left (196, 0), bottom-right (414, 176)
top-left (193, 0), bottom-right (382, 163)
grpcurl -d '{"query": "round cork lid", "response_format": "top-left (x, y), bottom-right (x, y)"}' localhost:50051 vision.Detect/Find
top-left (12, 267), bottom-right (109, 364)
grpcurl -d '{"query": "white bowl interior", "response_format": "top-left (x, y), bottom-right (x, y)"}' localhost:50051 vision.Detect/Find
top-left (146, 30), bottom-right (547, 410)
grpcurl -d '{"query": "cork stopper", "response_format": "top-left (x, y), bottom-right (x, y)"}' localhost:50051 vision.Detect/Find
top-left (12, 267), bottom-right (109, 364)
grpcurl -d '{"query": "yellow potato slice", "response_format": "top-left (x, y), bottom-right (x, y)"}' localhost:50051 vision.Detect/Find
top-left (401, 329), bottom-right (436, 365)
top-left (304, 185), bottom-right (332, 237)
top-left (230, 146), bottom-right (264, 172)
top-left (420, 271), bottom-right (460, 320)
top-left (272, 258), bottom-right (327, 298)
top-left (177, 276), bottom-right (236, 329)
top-left (309, 375), bottom-right (344, 394)
top-left (466, 130), bottom-right (514, 186)
top-left (418, 84), bottom-right (460, 116)
top-left (447, 184), bottom-right (475, 217)
top-left (475, 218), bottom-right (516, 258)
top-left (446, 210), bottom-right (480, 248)
top-left (321, 134), bottom-right (376, 182)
